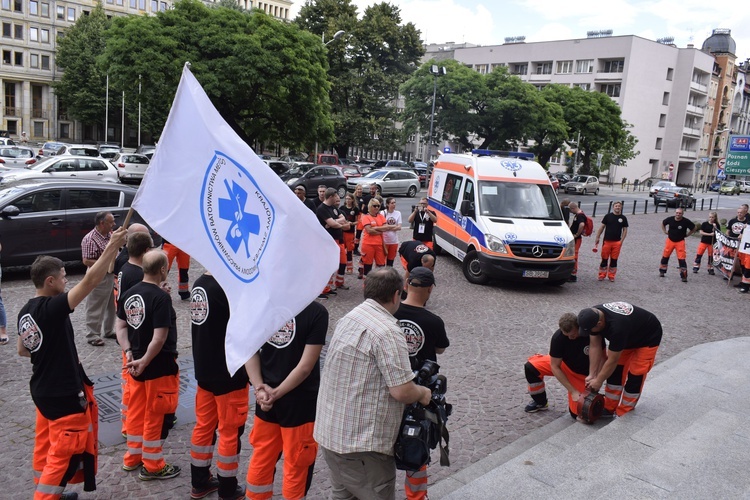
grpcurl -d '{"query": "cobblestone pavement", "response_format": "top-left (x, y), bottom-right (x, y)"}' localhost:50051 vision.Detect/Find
top-left (0, 204), bottom-right (745, 499)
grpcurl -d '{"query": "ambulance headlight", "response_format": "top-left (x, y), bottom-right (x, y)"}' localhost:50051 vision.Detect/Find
top-left (485, 234), bottom-right (507, 254)
top-left (563, 240), bottom-right (575, 257)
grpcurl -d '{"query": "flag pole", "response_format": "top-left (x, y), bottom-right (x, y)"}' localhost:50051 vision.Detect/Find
top-left (108, 208), bottom-right (135, 273)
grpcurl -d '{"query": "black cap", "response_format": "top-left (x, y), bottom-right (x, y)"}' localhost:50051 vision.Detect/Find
top-left (577, 308), bottom-right (600, 335)
top-left (408, 267), bottom-right (435, 287)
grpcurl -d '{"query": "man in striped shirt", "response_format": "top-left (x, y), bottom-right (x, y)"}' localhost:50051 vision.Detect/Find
top-left (80, 211), bottom-right (116, 346)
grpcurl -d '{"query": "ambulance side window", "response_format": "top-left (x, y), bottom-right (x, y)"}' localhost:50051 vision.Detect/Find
top-left (441, 174), bottom-right (463, 209)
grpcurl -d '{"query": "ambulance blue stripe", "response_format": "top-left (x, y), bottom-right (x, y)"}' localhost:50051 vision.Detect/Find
top-left (427, 199), bottom-right (486, 248)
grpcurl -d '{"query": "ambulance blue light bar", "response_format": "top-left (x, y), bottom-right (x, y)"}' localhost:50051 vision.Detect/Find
top-left (472, 149), bottom-right (534, 160)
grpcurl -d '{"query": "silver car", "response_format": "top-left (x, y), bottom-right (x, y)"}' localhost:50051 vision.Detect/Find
top-left (56, 144), bottom-right (101, 157)
top-left (38, 141), bottom-right (67, 157)
top-left (110, 153), bottom-right (150, 184)
top-left (0, 146), bottom-right (38, 169)
top-left (564, 175), bottom-right (600, 195)
top-left (0, 155), bottom-right (119, 185)
top-left (347, 169), bottom-right (420, 197)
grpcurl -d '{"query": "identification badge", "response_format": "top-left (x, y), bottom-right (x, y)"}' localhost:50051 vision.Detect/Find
top-left (418, 223), bottom-right (426, 234)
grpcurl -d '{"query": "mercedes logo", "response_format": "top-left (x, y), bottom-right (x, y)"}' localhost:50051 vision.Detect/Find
top-left (532, 245), bottom-right (544, 258)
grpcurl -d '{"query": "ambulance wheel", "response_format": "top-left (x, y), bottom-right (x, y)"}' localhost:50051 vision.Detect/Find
top-left (407, 185), bottom-right (418, 197)
top-left (463, 250), bottom-right (489, 285)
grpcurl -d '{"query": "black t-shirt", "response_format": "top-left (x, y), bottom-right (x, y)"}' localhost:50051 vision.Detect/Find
top-left (303, 199), bottom-right (317, 213)
top-left (340, 203), bottom-right (360, 233)
top-left (601, 212), bottom-right (629, 242)
top-left (255, 301), bottom-right (328, 427)
top-left (19, 293), bottom-right (87, 420)
top-left (662, 216), bottom-right (695, 242)
top-left (700, 221), bottom-right (719, 244)
top-left (361, 193), bottom-right (373, 214)
top-left (113, 247), bottom-right (130, 276)
top-left (190, 274), bottom-right (249, 395)
top-left (591, 302), bottom-right (662, 351)
top-left (313, 197), bottom-right (324, 209)
top-left (117, 261), bottom-right (144, 308)
top-left (727, 217), bottom-right (749, 239)
top-left (395, 303), bottom-right (450, 371)
top-left (117, 281), bottom-right (178, 381)
top-left (548, 329), bottom-right (590, 375)
top-left (316, 203), bottom-right (344, 242)
top-left (570, 212), bottom-right (586, 240)
top-left (561, 206), bottom-right (571, 225)
top-left (412, 209), bottom-right (436, 242)
top-left (398, 240), bottom-right (437, 272)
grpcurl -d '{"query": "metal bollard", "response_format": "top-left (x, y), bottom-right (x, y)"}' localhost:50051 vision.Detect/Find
top-left (632, 200), bottom-right (637, 215)
top-left (592, 201), bottom-right (598, 217)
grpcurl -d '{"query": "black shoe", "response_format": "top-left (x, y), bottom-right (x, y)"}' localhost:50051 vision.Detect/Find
top-left (61, 492), bottom-right (78, 500)
top-left (524, 400), bottom-right (548, 413)
top-left (327, 289), bottom-right (337, 295)
top-left (740, 287), bottom-right (749, 294)
top-left (600, 409), bottom-right (617, 419)
top-left (708, 269), bottom-right (715, 275)
top-left (219, 485), bottom-right (246, 500)
top-left (733, 283), bottom-right (742, 288)
top-left (317, 293), bottom-right (329, 300)
top-left (353, 248), bottom-right (361, 256)
top-left (692, 267), bottom-right (699, 274)
top-left (336, 284), bottom-right (350, 290)
top-left (681, 277), bottom-right (688, 282)
top-left (659, 271), bottom-right (666, 278)
top-left (191, 477), bottom-right (220, 499)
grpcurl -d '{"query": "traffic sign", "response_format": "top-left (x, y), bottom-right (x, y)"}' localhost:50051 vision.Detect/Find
top-left (726, 135), bottom-right (750, 175)
top-left (718, 157), bottom-right (726, 169)
top-left (717, 169), bottom-right (726, 181)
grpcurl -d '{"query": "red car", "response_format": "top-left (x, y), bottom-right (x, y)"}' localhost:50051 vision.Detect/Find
top-left (341, 166), bottom-right (364, 180)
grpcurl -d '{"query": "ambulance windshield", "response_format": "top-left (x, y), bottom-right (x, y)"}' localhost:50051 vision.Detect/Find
top-left (478, 181), bottom-right (562, 219)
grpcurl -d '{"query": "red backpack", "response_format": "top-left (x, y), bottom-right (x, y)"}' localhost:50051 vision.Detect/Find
top-left (581, 212), bottom-right (594, 237)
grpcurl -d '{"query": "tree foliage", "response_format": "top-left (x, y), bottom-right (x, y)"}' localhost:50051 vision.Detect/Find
top-left (296, 0), bottom-right (424, 158)
top-left (53, 2), bottom-right (109, 127)
top-left (101, 0), bottom-right (332, 146)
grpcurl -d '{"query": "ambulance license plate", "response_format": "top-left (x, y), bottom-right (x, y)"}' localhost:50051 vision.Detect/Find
top-left (523, 270), bottom-right (549, 278)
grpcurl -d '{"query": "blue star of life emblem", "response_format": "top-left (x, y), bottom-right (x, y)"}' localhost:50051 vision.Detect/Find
top-left (200, 152), bottom-right (275, 282)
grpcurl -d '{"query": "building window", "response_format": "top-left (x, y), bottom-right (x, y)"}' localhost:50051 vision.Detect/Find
top-left (601, 84), bottom-right (620, 97)
top-left (13, 0), bottom-right (21, 11)
top-left (666, 68), bottom-right (674, 81)
top-left (475, 64), bottom-right (488, 74)
top-left (116, 0), bottom-right (123, 5)
top-left (655, 138), bottom-right (662, 150)
top-left (30, 53), bottom-right (39, 67)
top-left (662, 92), bottom-right (670, 105)
top-left (41, 54), bottom-right (49, 69)
top-left (573, 83), bottom-right (590, 90)
top-left (2, 22), bottom-right (9, 37)
top-left (2, 50), bottom-right (10, 64)
top-left (30, 27), bottom-right (38, 41)
top-left (575, 59), bottom-right (593, 73)
top-left (14, 24), bottom-right (23, 39)
top-left (511, 63), bottom-right (527, 75)
top-left (34, 121), bottom-right (44, 137)
top-left (129, 0), bottom-right (136, 7)
top-left (30, 0), bottom-right (38, 14)
top-left (139, 0), bottom-right (145, 10)
top-left (67, 6), bottom-right (75, 20)
top-left (41, 1), bottom-right (48, 16)
top-left (491, 63), bottom-right (505, 71)
top-left (41, 28), bottom-right (48, 42)
top-left (1, 0), bottom-right (9, 10)
top-left (14, 51), bottom-right (23, 66)
top-left (659, 114), bottom-right (666, 127)
top-left (6, 120), bottom-right (18, 135)
top-left (56, 5), bottom-right (63, 18)
top-left (150, 0), bottom-right (156, 9)
top-left (536, 62), bottom-right (552, 75)
top-left (5, 82), bottom-right (16, 112)
top-left (159, 2), bottom-right (166, 10)
top-left (106, 0), bottom-right (113, 4)
top-left (556, 60), bottom-right (573, 74)
top-left (60, 123), bottom-right (70, 139)
top-left (603, 59), bottom-right (624, 73)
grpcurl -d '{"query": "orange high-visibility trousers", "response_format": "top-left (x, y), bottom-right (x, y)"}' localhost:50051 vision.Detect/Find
top-left (33, 383), bottom-right (98, 499)
top-left (164, 242), bottom-right (190, 297)
top-left (246, 418), bottom-right (317, 500)
top-left (526, 353), bottom-right (587, 415)
top-left (599, 240), bottom-right (623, 280)
top-left (405, 465), bottom-right (428, 500)
top-left (190, 386), bottom-right (249, 491)
top-left (603, 346), bottom-right (659, 416)
top-left (124, 373), bottom-right (179, 473)
top-left (121, 351), bottom-right (131, 437)
top-left (360, 243), bottom-right (386, 267)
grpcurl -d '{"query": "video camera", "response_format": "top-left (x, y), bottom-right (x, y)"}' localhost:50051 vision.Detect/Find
top-left (394, 359), bottom-right (452, 471)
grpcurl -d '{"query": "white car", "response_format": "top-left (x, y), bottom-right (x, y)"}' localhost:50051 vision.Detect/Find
top-left (564, 175), bottom-right (600, 195)
top-left (0, 146), bottom-right (38, 169)
top-left (347, 169), bottom-right (420, 197)
top-left (110, 153), bottom-right (150, 184)
top-left (56, 144), bottom-right (101, 157)
top-left (649, 180), bottom-right (677, 197)
top-left (0, 155), bottom-right (119, 185)
top-left (739, 180), bottom-right (750, 193)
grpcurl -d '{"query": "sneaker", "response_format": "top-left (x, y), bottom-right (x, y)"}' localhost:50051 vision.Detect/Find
top-left (608, 277), bottom-right (615, 282)
top-left (138, 463), bottom-right (181, 481)
top-left (317, 293), bottom-right (329, 300)
top-left (327, 289), bottom-right (337, 295)
top-left (568, 275), bottom-right (577, 282)
top-left (708, 269), bottom-right (715, 275)
top-left (598, 276), bottom-right (605, 281)
top-left (600, 409), bottom-right (617, 419)
top-left (191, 477), bottom-right (220, 499)
top-left (336, 284), bottom-right (350, 290)
top-left (659, 271), bottom-right (666, 278)
top-left (122, 461), bottom-right (142, 472)
top-left (681, 277), bottom-right (688, 283)
top-left (739, 288), bottom-right (749, 294)
top-left (219, 485), bottom-right (246, 500)
top-left (61, 492), bottom-right (78, 500)
top-left (692, 267), bottom-right (699, 274)
top-left (524, 400), bottom-right (548, 413)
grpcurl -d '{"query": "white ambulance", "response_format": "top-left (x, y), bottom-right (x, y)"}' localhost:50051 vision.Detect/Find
top-left (428, 150), bottom-right (575, 285)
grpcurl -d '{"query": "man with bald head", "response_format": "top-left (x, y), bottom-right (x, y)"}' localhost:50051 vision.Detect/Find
top-left (114, 223), bottom-right (151, 276)
top-left (116, 250), bottom-right (181, 480)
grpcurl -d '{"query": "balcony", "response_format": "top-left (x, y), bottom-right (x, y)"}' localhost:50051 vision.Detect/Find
top-left (32, 109), bottom-right (48, 119)
top-left (686, 104), bottom-right (705, 116)
top-left (721, 98), bottom-right (730, 107)
top-left (690, 81), bottom-right (708, 94)
top-left (713, 148), bottom-right (722, 157)
top-left (594, 72), bottom-right (623, 82)
top-left (680, 150), bottom-right (698, 159)
top-left (3, 106), bottom-right (20, 116)
top-left (682, 126), bottom-right (701, 137)
top-left (528, 73), bottom-right (552, 81)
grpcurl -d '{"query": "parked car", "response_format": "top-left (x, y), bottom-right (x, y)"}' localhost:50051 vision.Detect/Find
top-left (547, 172), bottom-right (559, 191)
top-left (38, 141), bottom-right (67, 157)
top-left (263, 160), bottom-right (290, 176)
top-left (719, 180), bottom-right (741, 195)
top-left (0, 146), bottom-right (38, 169)
top-left (564, 175), bottom-right (600, 195)
top-left (371, 159), bottom-right (408, 170)
top-left (0, 138), bottom-right (16, 146)
top-left (0, 156), bottom-right (119, 185)
top-left (306, 153), bottom-right (340, 165)
top-left (341, 165), bottom-right (364, 180)
top-left (653, 186), bottom-right (695, 208)
top-left (286, 165), bottom-right (347, 198)
top-left (280, 162), bottom-right (316, 182)
top-left (739, 180), bottom-right (750, 193)
top-left (56, 144), bottom-right (101, 157)
top-left (347, 169), bottom-right (420, 197)
top-left (649, 180), bottom-right (677, 197)
top-left (98, 143), bottom-right (121, 159)
top-left (110, 153), bottom-right (151, 183)
top-left (708, 181), bottom-right (722, 192)
top-left (552, 172), bottom-right (571, 185)
top-left (0, 179), bottom-right (152, 266)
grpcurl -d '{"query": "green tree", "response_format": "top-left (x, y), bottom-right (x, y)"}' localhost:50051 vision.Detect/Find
top-left (296, 0), bottom-right (424, 158)
top-left (54, 2), bottom-right (109, 130)
top-left (102, 0), bottom-right (332, 147)
top-left (528, 85), bottom-right (569, 168)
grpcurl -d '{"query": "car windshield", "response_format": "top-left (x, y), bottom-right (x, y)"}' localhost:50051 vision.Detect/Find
top-left (0, 186), bottom-right (26, 203)
top-left (570, 176), bottom-right (588, 183)
top-left (364, 170), bottom-right (387, 179)
top-left (478, 181), bottom-right (563, 219)
top-left (69, 148), bottom-right (98, 157)
top-left (722, 181), bottom-right (736, 187)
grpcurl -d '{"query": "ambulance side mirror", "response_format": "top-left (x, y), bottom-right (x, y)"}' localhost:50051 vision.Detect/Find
top-left (460, 200), bottom-right (475, 218)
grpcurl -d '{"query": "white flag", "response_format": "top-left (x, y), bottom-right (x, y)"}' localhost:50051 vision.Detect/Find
top-left (132, 64), bottom-right (339, 374)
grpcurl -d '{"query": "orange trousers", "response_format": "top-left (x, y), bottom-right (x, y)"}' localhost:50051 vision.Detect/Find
top-left (191, 386), bottom-right (249, 493)
top-left (572, 238), bottom-right (582, 276)
top-left (163, 242), bottom-right (190, 296)
top-left (121, 351), bottom-right (131, 437)
top-left (246, 418), bottom-right (317, 500)
top-left (342, 231), bottom-right (355, 253)
top-left (604, 346), bottom-right (659, 416)
top-left (360, 242), bottom-right (386, 267)
top-left (405, 465), bottom-right (428, 500)
top-left (33, 383), bottom-right (98, 499)
top-left (526, 353), bottom-right (587, 415)
top-left (124, 373), bottom-right (179, 473)
top-left (599, 240), bottom-right (622, 280)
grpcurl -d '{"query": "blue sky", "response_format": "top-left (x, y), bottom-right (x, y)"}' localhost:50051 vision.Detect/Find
top-left (292, 0), bottom-right (750, 62)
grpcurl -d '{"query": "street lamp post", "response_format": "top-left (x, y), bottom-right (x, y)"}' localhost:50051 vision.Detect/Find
top-left (138, 74), bottom-right (142, 147)
top-left (426, 65), bottom-right (446, 164)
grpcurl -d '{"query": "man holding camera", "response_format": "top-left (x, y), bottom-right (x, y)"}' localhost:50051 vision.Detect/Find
top-left (408, 198), bottom-right (438, 249)
top-left (394, 267), bottom-right (449, 500)
top-left (315, 268), bottom-right (431, 500)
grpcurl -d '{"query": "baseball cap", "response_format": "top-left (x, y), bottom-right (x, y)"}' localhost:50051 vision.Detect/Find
top-left (408, 267), bottom-right (436, 287)
top-left (577, 308), bottom-right (600, 335)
